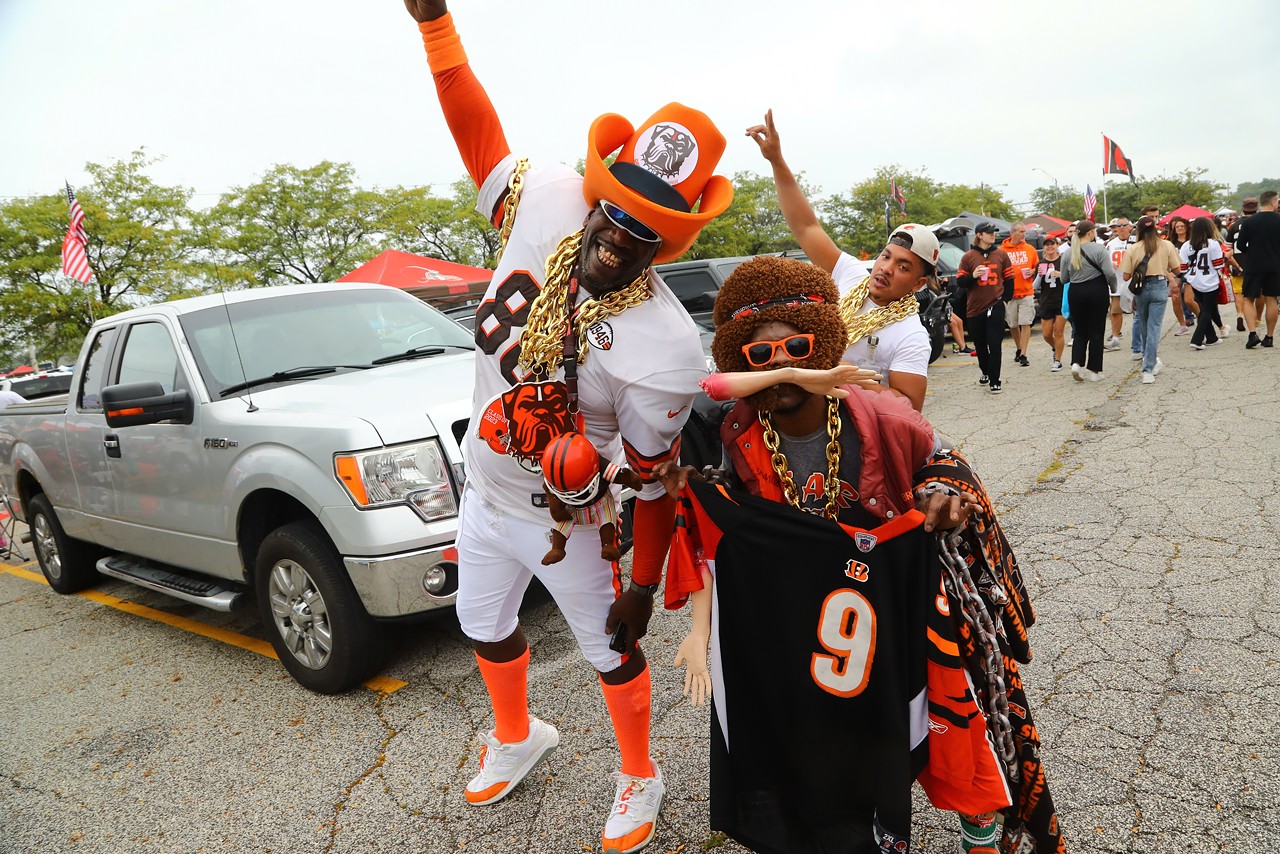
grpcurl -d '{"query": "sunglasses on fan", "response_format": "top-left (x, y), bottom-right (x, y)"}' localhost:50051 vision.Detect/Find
top-left (599, 200), bottom-right (661, 243)
top-left (741, 333), bottom-right (815, 367)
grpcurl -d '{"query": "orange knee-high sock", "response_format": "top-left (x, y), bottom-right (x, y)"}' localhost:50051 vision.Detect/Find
top-left (599, 664), bottom-right (653, 778)
top-left (475, 648), bottom-right (530, 743)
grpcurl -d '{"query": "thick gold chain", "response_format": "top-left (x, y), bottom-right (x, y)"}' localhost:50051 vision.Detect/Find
top-left (494, 158), bottom-right (530, 264)
top-left (517, 229), bottom-right (651, 376)
top-left (839, 276), bottom-right (920, 347)
top-left (758, 396), bottom-right (843, 520)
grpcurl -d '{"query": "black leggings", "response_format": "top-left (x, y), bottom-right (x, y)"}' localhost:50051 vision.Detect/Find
top-left (966, 303), bottom-right (1006, 382)
top-left (1191, 289), bottom-right (1222, 345)
top-left (1068, 279), bottom-right (1110, 373)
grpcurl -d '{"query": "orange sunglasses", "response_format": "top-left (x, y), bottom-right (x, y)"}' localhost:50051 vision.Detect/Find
top-left (741, 333), bottom-right (815, 367)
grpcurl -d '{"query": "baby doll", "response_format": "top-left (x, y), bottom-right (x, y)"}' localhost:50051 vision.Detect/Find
top-left (539, 432), bottom-right (644, 565)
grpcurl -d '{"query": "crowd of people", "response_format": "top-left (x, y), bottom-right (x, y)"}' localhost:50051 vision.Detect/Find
top-left (947, 193), bottom-right (1280, 389)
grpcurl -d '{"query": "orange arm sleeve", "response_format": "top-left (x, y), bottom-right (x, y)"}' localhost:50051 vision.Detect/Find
top-left (630, 494), bottom-right (676, 587)
top-left (419, 16), bottom-right (512, 195)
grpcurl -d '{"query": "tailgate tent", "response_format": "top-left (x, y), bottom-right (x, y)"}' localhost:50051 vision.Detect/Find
top-left (1159, 204), bottom-right (1214, 226)
top-left (339, 249), bottom-right (493, 306)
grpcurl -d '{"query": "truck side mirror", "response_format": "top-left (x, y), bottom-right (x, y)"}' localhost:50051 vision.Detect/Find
top-left (102, 382), bottom-right (194, 428)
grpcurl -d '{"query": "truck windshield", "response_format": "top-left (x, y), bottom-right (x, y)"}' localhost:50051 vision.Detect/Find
top-left (179, 288), bottom-right (474, 398)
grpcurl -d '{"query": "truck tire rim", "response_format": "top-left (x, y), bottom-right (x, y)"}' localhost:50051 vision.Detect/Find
top-left (266, 560), bottom-right (332, 670)
top-left (33, 513), bottom-right (62, 581)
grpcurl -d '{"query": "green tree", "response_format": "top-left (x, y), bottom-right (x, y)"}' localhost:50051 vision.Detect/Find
top-left (820, 167), bottom-right (1015, 258)
top-left (1026, 185), bottom-right (1087, 222)
top-left (0, 150), bottom-right (197, 360)
top-left (1094, 168), bottom-right (1227, 221)
top-left (683, 171), bottom-right (811, 260)
top-left (199, 161), bottom-right (387, 287)
top-left (377, 177), bottom-right (501, 269)
top-left (1231, 179), bottom-right (1280, 208)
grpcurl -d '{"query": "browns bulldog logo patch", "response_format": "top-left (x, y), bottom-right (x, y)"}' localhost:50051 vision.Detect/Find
top-left (636, 121), bottom-right (699, 184)
top-left (476, 380), bottom-right (583, 473)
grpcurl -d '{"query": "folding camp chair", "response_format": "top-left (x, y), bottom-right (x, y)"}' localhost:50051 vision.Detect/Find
top-left (0, 494), bottom-right (29, 562)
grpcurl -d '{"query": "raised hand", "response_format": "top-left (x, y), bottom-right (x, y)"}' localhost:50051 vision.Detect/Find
top-left (745, 109), bottom-right (784, 165)
top-left (403, 0), bottom-right (449, 23)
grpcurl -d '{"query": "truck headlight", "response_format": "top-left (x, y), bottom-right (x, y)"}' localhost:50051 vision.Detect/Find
top-left (334, 439), bottom-right (458, 522)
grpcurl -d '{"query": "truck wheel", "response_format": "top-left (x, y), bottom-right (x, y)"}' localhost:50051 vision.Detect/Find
top-left (29, 493), bottom-right (100, 594)
top-left (254, 522), bottom-right (384, 694)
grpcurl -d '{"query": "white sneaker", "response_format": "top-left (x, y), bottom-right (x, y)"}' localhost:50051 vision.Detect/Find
top-left (1189, 342), bottom-right (1205, 350)
top-left (1130, 351), bottom-right (1143, 361)
top-left (1141, 372), bottom-right (1155, 384)
top-left (602, 764), bottom-right (665, 854)
top-left (465, 716), bottom-right (559, 805)
top-left (1050, 359), bottom-right (1063, 372)
top-left (1219, 325), bottom-right (1230, 338)
top-left (1152, 358), bottom-right (1164, 376)
top-left (1103, 337), bottom-right (1121, 351)
top-left (1174, 325), bottom-right (1190, 336)
top-left (1071, 363), bottom-right (1084, 382)
top-left (1086, 371), bottom-right (1105, 382)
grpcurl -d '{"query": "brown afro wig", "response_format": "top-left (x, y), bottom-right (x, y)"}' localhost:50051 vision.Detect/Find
top-left (711, 256), bottom-right (848, 411)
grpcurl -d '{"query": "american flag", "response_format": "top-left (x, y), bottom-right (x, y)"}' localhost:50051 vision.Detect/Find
top-left (61, 182), bottom-right (93, 284)
top-left (891, 178), bottom-right (906, 213)
top-left (1083, 184), bottom-right (1097, 222)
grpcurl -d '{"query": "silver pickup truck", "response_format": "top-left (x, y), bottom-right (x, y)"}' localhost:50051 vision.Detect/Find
top-left (0, 282), bottom-right (475, 693)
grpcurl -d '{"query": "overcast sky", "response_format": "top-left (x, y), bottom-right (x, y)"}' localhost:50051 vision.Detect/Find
top-left (3, 0), bottom-right (1277, 216)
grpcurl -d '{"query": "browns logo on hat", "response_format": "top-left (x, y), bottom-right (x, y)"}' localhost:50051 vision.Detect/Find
top-left (889, 223), bottom-right (940, 268)
top-left (583, 104), bottom-right (734, 264)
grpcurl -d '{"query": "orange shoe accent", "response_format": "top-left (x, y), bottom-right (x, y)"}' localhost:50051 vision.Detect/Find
top-left (463, 778), bottom-right (508, 805)
top-left (476, 648), bottom-right (530, 743)
top-left (601, 821), bottom-right (656, 854)
top-left (599, 665), bottom-right (652, 778)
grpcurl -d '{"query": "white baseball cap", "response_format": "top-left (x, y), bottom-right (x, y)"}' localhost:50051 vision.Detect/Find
top-left (888, 223), bottom-right (940, 268)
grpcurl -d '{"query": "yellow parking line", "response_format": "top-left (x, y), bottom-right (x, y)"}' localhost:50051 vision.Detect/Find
top-left (1, 564), bottom-right (407, 694)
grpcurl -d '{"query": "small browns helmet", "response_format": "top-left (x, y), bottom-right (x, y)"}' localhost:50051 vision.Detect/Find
top-left (541, 433), bottom-right (604, 506)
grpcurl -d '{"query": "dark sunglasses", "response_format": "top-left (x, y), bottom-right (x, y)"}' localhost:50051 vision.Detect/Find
top-left (741, 333), bottom-right (815, 367)
top-left (599, 200), bottom-right (661, 243)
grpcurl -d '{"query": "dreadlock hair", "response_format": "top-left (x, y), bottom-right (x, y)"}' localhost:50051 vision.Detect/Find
top-left (711, 256), bottom-right (847, 412)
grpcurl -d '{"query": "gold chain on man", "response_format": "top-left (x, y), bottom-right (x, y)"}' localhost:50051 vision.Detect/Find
top-left (517, 229), bottom-right (651, 376)
top-left (759, 396), bottom-right (843, 520)
top-left (840, 276), bottom-right (919, 347)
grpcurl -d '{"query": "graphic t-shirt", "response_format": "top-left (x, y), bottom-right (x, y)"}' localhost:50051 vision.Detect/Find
top-left (1000, 239), bottom-right (1040, 299)
top-left (466, 158), bottom-right (705, 522)
top-left (832, 253), bottom-right (930, 380)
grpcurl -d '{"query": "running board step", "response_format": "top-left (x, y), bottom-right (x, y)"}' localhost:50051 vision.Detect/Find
top-left (96, 555), bottom-right (244, 612)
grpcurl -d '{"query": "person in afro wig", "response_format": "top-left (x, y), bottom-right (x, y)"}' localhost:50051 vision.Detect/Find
top-left (705, 255), bottom-right (860, 412)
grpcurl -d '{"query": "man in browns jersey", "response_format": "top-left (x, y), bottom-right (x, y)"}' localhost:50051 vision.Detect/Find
top-left (656, 257), bottom-right (1066, 854)
top-left (402, 2), bottom-right (732, 852)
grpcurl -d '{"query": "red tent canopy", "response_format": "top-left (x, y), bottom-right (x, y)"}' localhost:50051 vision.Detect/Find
top-left (1159, 204), bottom-right (1214, 226)
top-left (8, 365), bottom-right (34, 376)
top-left (1024, 214), bottom-right (1072, 232)
top-left (339, 249), bottom-right (493, 306)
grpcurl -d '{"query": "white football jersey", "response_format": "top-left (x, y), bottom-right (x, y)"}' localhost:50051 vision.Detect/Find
top-left (466, 156), bottom-right (705, 523)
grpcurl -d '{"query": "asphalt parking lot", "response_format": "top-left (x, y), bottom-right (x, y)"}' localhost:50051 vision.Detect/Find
top-left (2, 308), bottom-right (1278, 853)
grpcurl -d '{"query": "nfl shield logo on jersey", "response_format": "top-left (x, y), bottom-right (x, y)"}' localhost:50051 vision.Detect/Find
top-left (854, 532), bottom-right (877, 553)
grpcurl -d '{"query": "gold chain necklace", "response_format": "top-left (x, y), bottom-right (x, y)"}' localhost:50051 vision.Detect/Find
top-left (494, 158), bottom-right (530, 264)
top-left (839, 276), bottom-right (920, 347)
top-left (517, 229), bottom-right (651, 377)
top-left (758, 396), bottom-right (844, 520)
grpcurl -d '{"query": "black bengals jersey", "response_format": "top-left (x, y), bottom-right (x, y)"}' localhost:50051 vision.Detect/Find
top-left (686, 478), bottom-right (939, 854)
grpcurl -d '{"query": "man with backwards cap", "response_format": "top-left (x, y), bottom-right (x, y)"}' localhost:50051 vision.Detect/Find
top-left (654, 256), bottom-right (1065, 854)
top-left (402, 2), bottom-right (732, 850)
top-left (747, 110), bottom-right (935, 412)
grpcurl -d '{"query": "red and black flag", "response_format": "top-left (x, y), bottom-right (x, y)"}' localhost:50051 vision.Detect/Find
top-left (890, 178), bottom-right (906, 213)
top-left (1102, 135), bottom-right (1137, 185)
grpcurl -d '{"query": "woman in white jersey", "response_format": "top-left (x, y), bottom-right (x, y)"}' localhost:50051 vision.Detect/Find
top-left (747, 110), bottom-right (933, 411)
top-left (1181, 217), bottom-right (1227, 350)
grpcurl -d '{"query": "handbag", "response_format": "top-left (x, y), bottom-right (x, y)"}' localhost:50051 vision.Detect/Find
top-left (1127, 252), bottom-right (1151, 295)
top-left (1218, 275), bottom-right (1230, 306)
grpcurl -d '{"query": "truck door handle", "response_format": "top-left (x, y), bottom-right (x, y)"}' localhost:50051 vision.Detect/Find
top-left (104, 434), bottom-right (121, 459)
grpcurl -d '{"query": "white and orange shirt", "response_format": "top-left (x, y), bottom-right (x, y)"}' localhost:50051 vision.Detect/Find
top-left (466, 157), bottom-right (705, 524)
